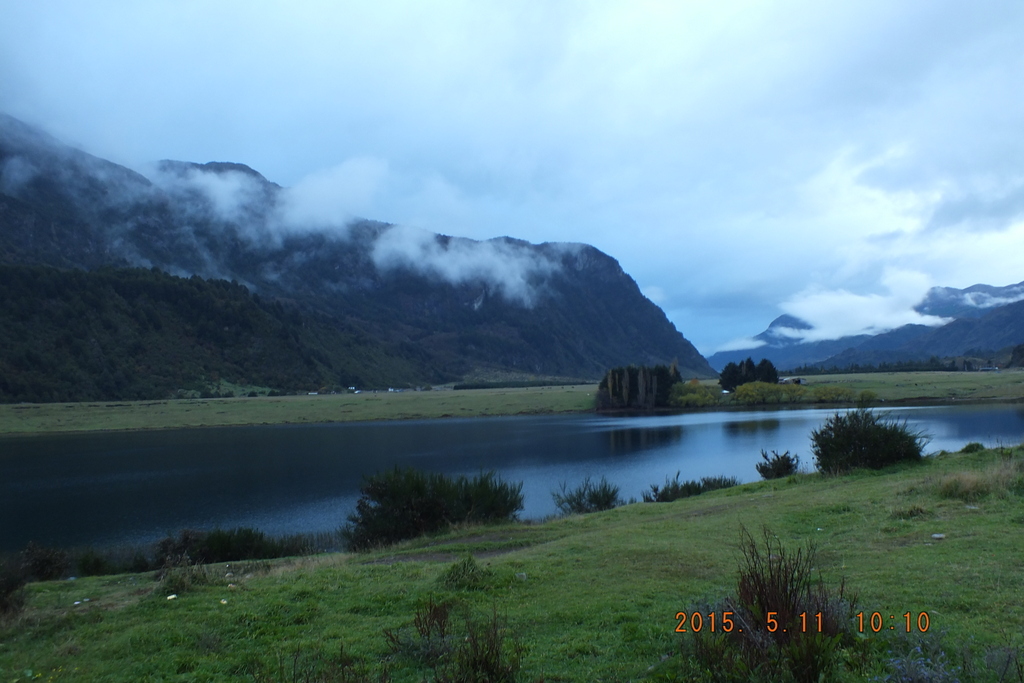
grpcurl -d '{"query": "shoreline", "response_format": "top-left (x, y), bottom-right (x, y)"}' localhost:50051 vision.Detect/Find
top-left (2, 370), bottom-right (1022, 437)
top-left (0, 384), bottom-right (599, 437)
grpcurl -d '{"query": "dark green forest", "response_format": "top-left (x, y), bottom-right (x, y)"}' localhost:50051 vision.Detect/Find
top-left (0, 265), bottom-right (448, 403)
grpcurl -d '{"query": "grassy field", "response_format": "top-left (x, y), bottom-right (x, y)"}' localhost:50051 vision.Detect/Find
top-left (0, 385), bottom-right (597, 436)
top-left (1, 371), bottom-right (1022, 436)
top-left (3, 445), bottom-right (1023, 681)
top-left (799, 369), bottom-right (1024, 402)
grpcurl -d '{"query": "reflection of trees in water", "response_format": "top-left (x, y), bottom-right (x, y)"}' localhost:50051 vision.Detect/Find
top-left (607, 426), bottom-right (684, 453)
top-left (724, 419), bottom-right (781, 436)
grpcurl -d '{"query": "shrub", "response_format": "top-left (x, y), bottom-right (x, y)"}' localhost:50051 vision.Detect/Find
top-left (699, 475), bottom-right (741, 492)
top-left (857, 390), bottom-right (878, 407)
top-left (936, 472), bottom-right (992, 502)
top-left (0, 556), bottom-right (27, 616)
top-left (344, 469), bottom-right (524, 550)
top-left (642, 472), bottom-right (740, 502)
top-left (157, 529), bottom-right (207, 564)
top-left (811, 386), bottom-right (856, 403)
top-left (669, 379), bottom-right (720, 408)
top-left (733, 381), bottom-right (783, 405)
top-left (21, 542), bottom-right (70, 581)
top-left (439, 555), bottom-right (493, 591)
top-left (756, 449), bottom-right (800, 480)
top-left (156, 527), bottom-right (323, 565)
top-left (960, 442), bottom-right (985, 453)
top-left (811, 409), bottom-right (926, 474)
top-left (77, 548), bottom-right (115, 577)
top-left (159, 553), bottom-right (211, 594)
top-left (552, 476), bottom-right (621, 514)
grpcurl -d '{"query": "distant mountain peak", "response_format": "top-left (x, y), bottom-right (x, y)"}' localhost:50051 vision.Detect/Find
top-left (765, 314), bottom-right (812, 332)
top-left (156, 159), bottom-right (278, 186)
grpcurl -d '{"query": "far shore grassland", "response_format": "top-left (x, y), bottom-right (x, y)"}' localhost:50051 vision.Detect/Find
top-left (1, 370), bottom-right (1023, 436)
top-left (3, 444), bottom-right (1023, 681)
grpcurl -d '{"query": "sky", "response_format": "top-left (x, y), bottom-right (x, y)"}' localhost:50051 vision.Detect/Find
top-left (1, 0), bottom-right (1022, 355)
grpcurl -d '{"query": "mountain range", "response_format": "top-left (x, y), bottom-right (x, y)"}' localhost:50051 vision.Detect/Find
top-left (0, 114), bottom-right (715, 399)
top-left (707, 281), bottom-right (1024, 372)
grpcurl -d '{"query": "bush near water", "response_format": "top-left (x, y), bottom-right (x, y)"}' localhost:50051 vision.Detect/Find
top-left (811, 409), bottom-right (927, 474)
top-left (343, 468), bottom-right (525, 550)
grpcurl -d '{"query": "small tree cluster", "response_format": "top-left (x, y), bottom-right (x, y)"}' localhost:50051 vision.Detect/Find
top-left (811, 409), bottom-right (926, 474)
top-left (719, 358), bottom-right (778, 392)
top-left (669, 379), bottom-right (720, 408)
top-left (596, 364), bottom-right (682, 410)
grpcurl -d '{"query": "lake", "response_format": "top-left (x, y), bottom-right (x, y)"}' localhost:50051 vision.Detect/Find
top-left (2, 403), bottom-right (1023, 551)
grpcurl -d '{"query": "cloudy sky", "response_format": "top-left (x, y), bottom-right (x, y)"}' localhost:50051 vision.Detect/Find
top-left (1, 0), bottom-right (1022, 354)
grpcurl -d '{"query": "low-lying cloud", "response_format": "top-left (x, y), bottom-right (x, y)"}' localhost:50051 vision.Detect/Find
top-left (371, 224), bottom-right (558, 306)
top-left (275, 157), bottom-right (389, 231)
top-left (778, 270), bottom-right (951, 342)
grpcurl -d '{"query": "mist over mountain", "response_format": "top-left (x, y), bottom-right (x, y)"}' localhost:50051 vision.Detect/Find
top-left (0, 114), bottom-right (714, 390)
top-left (707, 281), bottom-right (1024, 372)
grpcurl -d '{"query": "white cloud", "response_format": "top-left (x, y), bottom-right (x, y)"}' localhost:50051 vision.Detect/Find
top-left (779, 270), bottom-right (951, 342)
top-left (716, 337), bottom-right (767, 353)
top-left (370, 225), bottom-right (558, 306)
top-left (276, 157), bottom-right (389, 231)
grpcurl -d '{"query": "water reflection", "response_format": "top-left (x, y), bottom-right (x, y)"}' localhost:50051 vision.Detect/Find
top-left (3, 404), bottom-right (1024, 551)
top-left (724, 419), bottom-right (781, 436)
top-left (607, 425), bottom-right (684, 453)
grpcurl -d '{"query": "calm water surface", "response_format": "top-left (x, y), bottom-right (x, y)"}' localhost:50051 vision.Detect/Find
top-left (2, 403), bottom-right (1023, 550)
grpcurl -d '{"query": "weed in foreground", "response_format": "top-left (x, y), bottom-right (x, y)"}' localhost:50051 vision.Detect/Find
top-left (935, 457), bottom-right (1024, 502)
top-left (248, 643), bottom-right (390, 683)
top-left (384, 599), bottom-right (526, 682)
top-left (552, 476), bottom-right (621, 514)
top-left (439, 555), bottom-right (493, 591)
top-left (434, 606), bottom-right (523, 683)
top-left (643, 472), bottom-right (740, 502)
top-left (687, 526), bottom-right (857, 683)
top-left (936, 471), bottom-right (993, 502)
top-left (890, 504), bottom-right (929, 520)
top-left (384, 596), bottom-right (456, 666)
top-left (159, 553), bottom-right (211, 595)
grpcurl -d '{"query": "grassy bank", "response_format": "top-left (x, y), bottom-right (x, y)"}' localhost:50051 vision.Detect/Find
top-left (1, 371), bottom-right (1022, 436)
top-left (0, 385), bottom-right (596, 435)
top-left (3, 445), bottom-right (1022, 681)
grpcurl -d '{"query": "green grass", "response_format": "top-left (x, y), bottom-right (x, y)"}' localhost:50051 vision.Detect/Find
top-left (799, 369), bottom-right (1024, 402)
top-left (3, 446), bottom-right (1022, 681)
top-left (3, 371), bottom-right (1023, 436)
top-left (0, 385), bottom-right (597, 435)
